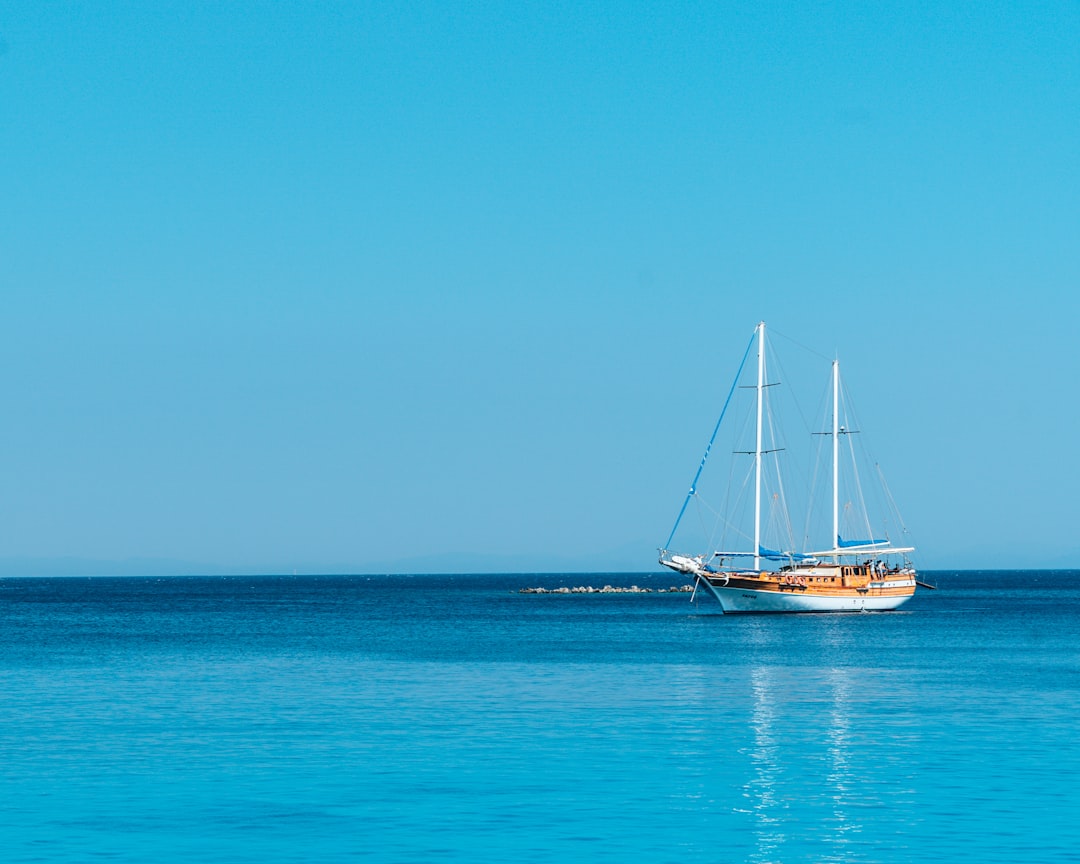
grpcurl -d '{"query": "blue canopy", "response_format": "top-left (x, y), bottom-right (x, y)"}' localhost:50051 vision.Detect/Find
top-left (758, 546), bottom-right (816, 561)
top-left (837, 536), bottom-right (886, 548)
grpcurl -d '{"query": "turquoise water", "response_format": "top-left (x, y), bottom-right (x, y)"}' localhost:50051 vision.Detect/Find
top-left (1, 572), bottom-right (1077, 862)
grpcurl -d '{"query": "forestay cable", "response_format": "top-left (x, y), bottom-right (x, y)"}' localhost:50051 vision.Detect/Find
top-left (663, 330), bottom-right (756, 550)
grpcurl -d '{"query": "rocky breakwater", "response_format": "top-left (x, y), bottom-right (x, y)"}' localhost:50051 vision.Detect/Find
top-left (519, 584), bottom-right (693, 594)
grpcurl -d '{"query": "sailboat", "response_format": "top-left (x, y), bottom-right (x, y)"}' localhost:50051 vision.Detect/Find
top-left (659, 321), bottom-right (918, 613)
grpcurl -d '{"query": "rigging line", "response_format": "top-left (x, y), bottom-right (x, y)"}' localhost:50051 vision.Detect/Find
top-left (842, 377), bottom-right (885, 545)
top-left (733, 456), bottom-right (758, 545)
top-left (705, 490), bottom-right (731, 557)
top-left (848, 432), bottom-right (873, 544)
top-left (763, 396), bottom-right (796, 554)
top-left (714, 456), bottom-right (757, 552)
top-left (803, 428), bottom-right (827, 551)
top-left (702, 494), bottom-right (754, 550)
top-left (804, 383), bottom-right (832, 548)
top-left (764, 341), bottom-right (822, 533)
top-left (876, 463), bottom-right (912, 537)
top-left (718, 423), bottom-right (750, 554)
top-left (772, 445), bottom-right (798, 555)
top-left (766, 338), bottom-right (815, 439)
top-left (764, 342), bottom-right (814, 554)
top-left (691, 491), bottom-right (724, 544)
top-left (664, 329), bottom-right (756, 550)
top-left (770, 326), bottom-right (835, 363)
top-left (694, 495), bottom-right (713, 553)
top-left (841, 381), bottom-right (875, 545)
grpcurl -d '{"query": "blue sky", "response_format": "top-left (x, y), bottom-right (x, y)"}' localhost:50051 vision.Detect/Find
top-left (1, 1), bottom-right (1077, 574)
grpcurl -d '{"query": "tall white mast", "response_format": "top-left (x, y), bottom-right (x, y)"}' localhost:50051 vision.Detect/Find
top-left (832, 358), bottom-right (839, 559)
top-left (754, 322), bottom-right (765, 571)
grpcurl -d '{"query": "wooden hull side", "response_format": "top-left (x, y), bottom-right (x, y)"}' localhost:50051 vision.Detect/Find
top-left (700, 573), bottom-right (916, 614)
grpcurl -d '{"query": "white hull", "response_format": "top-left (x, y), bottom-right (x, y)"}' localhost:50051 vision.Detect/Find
top-left (701, 579), bottom-right (916, 613)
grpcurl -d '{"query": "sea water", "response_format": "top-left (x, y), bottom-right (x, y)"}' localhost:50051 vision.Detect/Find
top-left (0, 572), bottom-right (1077, 863)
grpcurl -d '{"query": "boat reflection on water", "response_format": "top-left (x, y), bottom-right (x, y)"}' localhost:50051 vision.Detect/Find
top-left (740, 661), bottom-right (869, 863)
top-left (744, 666), bottom-right (786, 863)
top-left (824, 667), bottom-right (857, 859)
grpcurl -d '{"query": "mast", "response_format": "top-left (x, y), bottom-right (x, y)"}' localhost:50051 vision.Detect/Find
top-left (832, 359), bottom-right (839, 560)
top-left (754, 321), bottom-right (765, 571)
